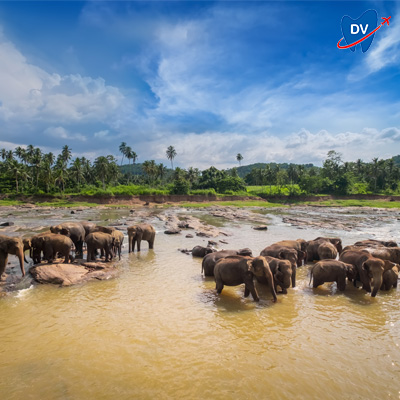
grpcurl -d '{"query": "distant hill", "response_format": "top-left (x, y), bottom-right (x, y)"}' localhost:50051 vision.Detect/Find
top-left (392, 155), bottom-right (400, 165)
top-left (119, 163), bottom-right (144, 175)
top-left (231, 163), bottom-right (315, 178)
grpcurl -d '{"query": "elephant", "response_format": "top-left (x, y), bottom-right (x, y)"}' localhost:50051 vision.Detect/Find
top-left (0, 234), bottom-right (25, 279)
top-left (214, 255), bottom-right (277, 302)
top-left (306, 237), bottom-right (343, 262)
top-left (86, 232), bottom-right (115, 262)
top-left (50, 222), bottom-right (85, 256)
top-left (79, 221), bottom-right (97, 237)
top-left (309, 260), bottom-right (356, 291)
top-left (92, 225), bottom-right (115, 235)
top-left (273, 239), bottom-right (307, 266)
top-left (127, 224), bottom-right (155, 252)
top-left (256, 256), bottom-right (293, 294)
top-left (31, 233), bottom-right (74, 264)
top-left (381, 266), bottom-right (399, 291)
top-left (366, 247), bottom-right (400, 264)
top-left (339, 250), bottom-right (396, 297)
top-left (354, 239), bottom-right (398, 248)
top-left (260, 245), bottom-right (298, 286)
top-left (317, 242), bottom-right (338, 260)
top-left (22, 238), bottom-right (31, 263)
top-left (111, 230), bottom-right (124, 260)
top-left (191, 245), bottom-right (216, 258)
top-left (201, 248), bottom-right (253, 276)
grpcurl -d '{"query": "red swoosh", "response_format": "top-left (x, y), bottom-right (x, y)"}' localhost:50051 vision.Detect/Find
top-left (337, 17), bottom-right (390, 49)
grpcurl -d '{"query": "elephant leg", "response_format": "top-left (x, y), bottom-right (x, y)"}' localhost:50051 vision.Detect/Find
top-left (149, 235), bottom-right (155, 249)
top-left (313, 278), bottom-right (322, 288)
top-left (394, 280), bottom-right (398, 289)
top-left (87, 245), bottom-right (93, 261)
top-left (215, 281), bottom-right (224, 294)
top-left (0, 253), bottom-right (7, 279)
top-left (337, 274), bottom-right (346, 291)
top-left (247, 282), bottom-right (259, 302)
top-left (244, 287), bottom-right (250, 297)
top-left (137, 239), bottom-right (141, 252)
top-left (292, 267), bottom-right (297, 288)
top-left (76, 240), bottom-right (83, 258)
top-left (44, 243), bottom-right (54, 263)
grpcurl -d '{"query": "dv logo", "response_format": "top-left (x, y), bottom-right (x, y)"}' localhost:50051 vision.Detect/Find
top-left (337, 9), bottom-right (391, 53)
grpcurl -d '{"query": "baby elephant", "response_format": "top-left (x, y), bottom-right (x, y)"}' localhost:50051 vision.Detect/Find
top-left (309, 260), bottom-right (356, 291)
top-left (381, 266), bottom-right (399, 291)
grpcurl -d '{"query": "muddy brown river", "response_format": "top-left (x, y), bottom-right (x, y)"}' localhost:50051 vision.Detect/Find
top-left (1, 205), bottom-right (400, 399)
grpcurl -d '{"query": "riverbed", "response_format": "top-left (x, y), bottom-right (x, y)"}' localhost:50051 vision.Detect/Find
top-left (1, 205), bottom-right (399, 399)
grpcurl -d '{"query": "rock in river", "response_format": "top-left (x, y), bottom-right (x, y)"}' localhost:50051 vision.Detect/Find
top-left (30, 262), bottom-right (119, 287)
top-left (253, 225), bottom-right (268, 231)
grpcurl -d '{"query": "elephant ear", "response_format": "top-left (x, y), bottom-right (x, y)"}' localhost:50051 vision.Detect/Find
top-left (60, 228), bottom-right (70, 236)
top-left (384, 260), bottom-right (396, 270)
top-left (278, 251), bottom-right (285, 259)
top-left (246, 259), bottom-right (254, 273)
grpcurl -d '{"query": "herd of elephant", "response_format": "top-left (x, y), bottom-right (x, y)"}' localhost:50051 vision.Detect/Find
top-left (192, 236), bottom-right (399, 302)
top-left (0, 222), bottom-right (156, 279)
top-left (1, 221), bottom-right (399, 302)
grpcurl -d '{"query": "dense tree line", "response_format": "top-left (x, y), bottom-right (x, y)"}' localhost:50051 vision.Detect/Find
top-left (0, 144), bottom-right (399, 196)
top-left (245, 150), bottom-right (400, 195)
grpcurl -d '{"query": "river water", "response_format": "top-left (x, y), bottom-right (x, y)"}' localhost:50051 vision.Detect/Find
top-left (1, 205), bottom-right (400, 399)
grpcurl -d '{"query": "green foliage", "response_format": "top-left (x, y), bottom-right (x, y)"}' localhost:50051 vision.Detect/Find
top-left (170, 178), bottom-right (190, 195)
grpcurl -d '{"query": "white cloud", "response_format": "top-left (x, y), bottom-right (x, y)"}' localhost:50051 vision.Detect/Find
top-left (43, 126), bottom-right (87, 142)
top-left (0, 34), bottom-right (127, 125)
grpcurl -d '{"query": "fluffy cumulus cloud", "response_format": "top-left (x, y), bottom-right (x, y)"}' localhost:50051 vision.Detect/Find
top-left (0, 31), bottom-right (129, 152)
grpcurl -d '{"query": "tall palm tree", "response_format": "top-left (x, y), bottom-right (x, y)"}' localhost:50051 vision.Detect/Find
top-left (61, 145), bottom-right (72, 166)
top-left (166, 146), bottom-right (177, 169)
top-left (119, 142), bottom-right (127, 166)
top-left (70, 158), bottom-right (85, 190)
top-left (6, 159), bottom-right (26, 193)
top-left (94, 156), bottom-right (109, 190)
top-left (236, 153), bottom-right (243, 166)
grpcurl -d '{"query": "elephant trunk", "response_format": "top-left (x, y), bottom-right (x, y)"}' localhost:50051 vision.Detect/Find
top-left (371, 273), bottom-right (383, 298)
top-left (264, 267), bottom-right (277, 303)
top-left (17, 248), bottom-right (25, 277)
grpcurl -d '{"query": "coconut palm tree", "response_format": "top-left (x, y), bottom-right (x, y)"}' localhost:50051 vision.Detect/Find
top-left (236, 153), bottom-right (243, 166)
top-left (119, 142), bottom-right (127, 166)
top-left (166, 146), bottom-right (177, 169)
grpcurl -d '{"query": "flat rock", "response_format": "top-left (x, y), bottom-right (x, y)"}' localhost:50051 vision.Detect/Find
top-left (253, 225), bottom-right (268, 230)
top-left (164, 229), bottom-right (181, 234)
top-left (0, 221), bottom-right (14, 227)
top-left (29, 262), bottom-right (119, 287)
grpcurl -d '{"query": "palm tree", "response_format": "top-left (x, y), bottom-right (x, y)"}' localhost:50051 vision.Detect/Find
top-left (32, 148), bottom-right (42, 187)
top-left (94, 156), bottom-right (109, 190)
top-left (0, 148), bottom-right (6, 160)
top-left (6, 159), bottom-right (26, 193)
top-left (61, 145), bottom-right (72, 167)
top-left (41, 153), bottom-right (55, 193)
top-left (236, 153), bottom-right (243, 166)
top-left (157, 163), bottom-right (168, 182)
top-left (166, 146), bottom-right (177, 169)
top-left (142, 160), bottom-right (157, 184)
top-left (124, 147), bottom-right (137, 184)
top-left (119, 142), bottom-right (127, 166)
top-left (70, 158), bottom-right (85, 190)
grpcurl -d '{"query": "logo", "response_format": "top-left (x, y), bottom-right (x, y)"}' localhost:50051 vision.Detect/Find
top-left (337, 10), bottom-right (391, 53)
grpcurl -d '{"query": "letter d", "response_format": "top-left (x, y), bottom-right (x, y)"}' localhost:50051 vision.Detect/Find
top-left (351, 24), bottom-right (359, 34)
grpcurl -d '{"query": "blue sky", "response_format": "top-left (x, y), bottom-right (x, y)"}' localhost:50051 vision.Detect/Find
top-left (0, 1), bottom-right (399, 168)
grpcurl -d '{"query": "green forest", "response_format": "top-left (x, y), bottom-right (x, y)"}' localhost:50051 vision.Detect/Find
top-left (0, 143), bottom-right (399, 198)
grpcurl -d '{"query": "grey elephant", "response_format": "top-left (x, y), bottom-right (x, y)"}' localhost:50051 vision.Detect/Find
top-left (86, 232), bottom-right (115, 262)
top-left (381, 266), bottom-right (399, 291)
top-left (31, 233), bottom-right (74, 264)
top-left (306, 237), bottom-right (343, 262)
top-left (260, 245), bottom-right (298, 286)
top-left (202, 248), bottom-right (253, 276)
top-left (273, 239), bottom-right (307, 266)
top-left (191, 245), bottom-right (216, 258)
top-left (111, 230), bottom-right (124, 260)
top-left (50, 222), bottom-right (85, 256)
top-left (79, 221), bottom-right (97, 237)
top-left (214, 255), bottom-right (277, 302)
top-left (256, 256), bottom-right (293, 294)
top-left (0, 234), bottom-right (25, 279)
top-left (317, 242), bottom-right (338, 260)
top-left (127, 224), bottom-right (155, 252)
top-left (309, 260), bottom-right (356, 291)
top-left (339, 250), bottom-right (396, 297)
